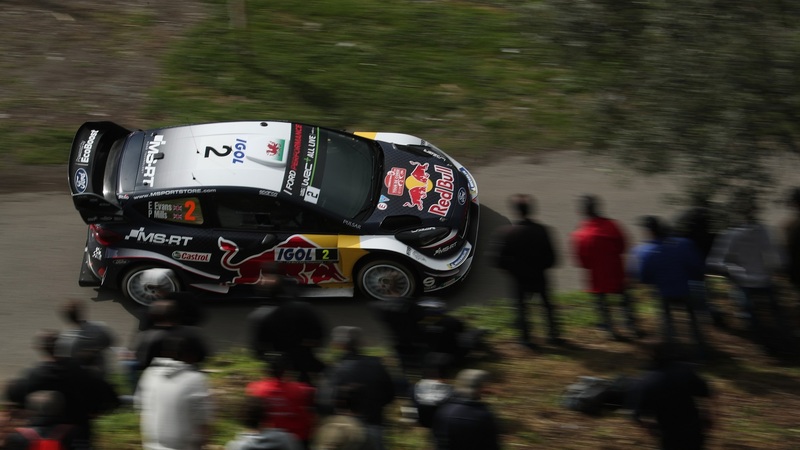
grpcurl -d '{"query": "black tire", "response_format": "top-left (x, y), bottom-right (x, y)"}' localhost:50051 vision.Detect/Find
top-left (355, 257), bottom-right (418, 301)
top-left (121, 265), bottom-right (181, 307)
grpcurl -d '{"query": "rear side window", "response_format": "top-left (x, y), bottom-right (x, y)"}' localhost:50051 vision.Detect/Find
top-left (214, 193), bottom-right (335, 232)
top-left (134, 197), bottom-right (205, 225)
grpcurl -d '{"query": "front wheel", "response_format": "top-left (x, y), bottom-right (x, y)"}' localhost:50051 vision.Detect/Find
top-left (121, 265), bottom-right (181, 307)
top-left (356, 258), bottom-right (418, 301)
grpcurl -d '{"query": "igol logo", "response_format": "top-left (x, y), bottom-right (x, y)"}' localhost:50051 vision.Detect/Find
top-left (74, 168), bottom-right (88, 193)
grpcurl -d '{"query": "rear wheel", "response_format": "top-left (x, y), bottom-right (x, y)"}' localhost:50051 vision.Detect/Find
top-left (121, 265), bottom-right (181, 307)
top-left (356, 258), bottom-right (418, 301)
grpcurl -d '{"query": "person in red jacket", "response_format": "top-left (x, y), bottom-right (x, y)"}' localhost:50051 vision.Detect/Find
top-left (572, 195), bottom-right (643, 340)
top-left (246, 353), bottom-right (316, 448)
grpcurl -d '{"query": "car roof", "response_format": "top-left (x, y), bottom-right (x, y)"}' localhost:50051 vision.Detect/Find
top-left (126, 121), bottom-right (327, 194)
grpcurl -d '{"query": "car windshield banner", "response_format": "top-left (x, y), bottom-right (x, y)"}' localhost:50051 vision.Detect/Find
top-left (281, 124), bottom-right (328, 204)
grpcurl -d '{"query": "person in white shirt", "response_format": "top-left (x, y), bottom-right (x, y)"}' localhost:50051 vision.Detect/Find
top-left (135, 333), bottom-right (214, 450)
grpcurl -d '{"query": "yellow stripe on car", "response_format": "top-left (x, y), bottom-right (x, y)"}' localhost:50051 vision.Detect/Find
top-left (338, 234), bottom-right (368, 279)
top-left (353, 131), bottom-right (377, 140)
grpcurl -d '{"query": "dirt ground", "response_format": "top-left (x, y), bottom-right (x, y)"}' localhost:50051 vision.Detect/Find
top-left (0, 4), bottom-right (800, 449)
top-left (0, 0), bottom-right (207, 194)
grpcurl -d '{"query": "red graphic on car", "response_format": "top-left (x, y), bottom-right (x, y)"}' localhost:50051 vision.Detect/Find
top-left (403, 161), bottom-right (431, 210)
top-left (384, 167), bottom-right (406, 196)
top-left (404, 186), bottom-right (428, 210)
top-left (219, 235), bottom-right (346, 285)
top-left (266, 141), bottom-right (281, 156)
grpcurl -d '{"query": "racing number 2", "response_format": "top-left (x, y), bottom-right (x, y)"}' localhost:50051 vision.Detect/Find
top-left (205, 139), bottom-right (247, 163)
top-left (184, 199), bottom-right (197, 221)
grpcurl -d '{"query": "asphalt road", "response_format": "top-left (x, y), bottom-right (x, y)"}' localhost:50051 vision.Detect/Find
top-left (2, 150), bottom-right (796, 386)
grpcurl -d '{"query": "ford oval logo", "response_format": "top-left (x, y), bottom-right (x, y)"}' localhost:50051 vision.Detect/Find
top-left (74, 168), bottom-right (88, 193)
top-left (457, 187), bottom-right (467, 205)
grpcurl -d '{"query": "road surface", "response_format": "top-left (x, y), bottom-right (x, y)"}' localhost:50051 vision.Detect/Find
top-left (1, 151), bottom-right (796, 385)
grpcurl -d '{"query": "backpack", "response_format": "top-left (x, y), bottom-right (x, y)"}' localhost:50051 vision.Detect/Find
top-left (14, 425), bottom-right (71, 450)
top-left (561, 375), bottom-right (634, 416)
top-left (561, 376), bottom-right (614, 416)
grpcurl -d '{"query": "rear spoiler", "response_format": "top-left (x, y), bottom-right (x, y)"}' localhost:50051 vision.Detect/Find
top-left (68, 121), bottom-right (131, 224)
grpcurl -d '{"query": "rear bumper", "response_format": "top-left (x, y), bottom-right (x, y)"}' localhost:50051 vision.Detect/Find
top-left (78, 252), bottom-right (101, 287)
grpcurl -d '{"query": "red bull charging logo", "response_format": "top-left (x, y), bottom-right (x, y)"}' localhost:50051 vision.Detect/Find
top-left (218, 235), bottom-right (346, 285)
top-left (403, 161), bottom-right (432, 210)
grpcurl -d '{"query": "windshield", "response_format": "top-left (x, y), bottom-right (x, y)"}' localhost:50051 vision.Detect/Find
top-left (315, 129), bottom-right (379, 219)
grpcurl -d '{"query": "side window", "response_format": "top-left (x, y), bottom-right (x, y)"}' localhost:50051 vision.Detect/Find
top-left (136, 197), bottom-right (205, 226)
top-left (215, 194), bottom-right (335, 232)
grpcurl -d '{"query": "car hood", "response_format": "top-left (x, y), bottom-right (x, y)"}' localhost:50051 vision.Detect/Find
top-left (367, 141), bottom-right (471, 230)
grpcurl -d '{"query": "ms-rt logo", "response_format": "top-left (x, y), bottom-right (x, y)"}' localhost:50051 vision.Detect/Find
top-left (124, 227), bottom-right (193, 246)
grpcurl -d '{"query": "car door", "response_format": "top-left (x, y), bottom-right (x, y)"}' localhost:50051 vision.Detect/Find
top-left (212, 192), bottom-right (348, 288)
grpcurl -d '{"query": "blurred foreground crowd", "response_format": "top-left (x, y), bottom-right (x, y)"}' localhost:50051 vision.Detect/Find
top-left (2, 186), bottom-right (800, 450)
top-left (0, 272), bottom-right (496, 450)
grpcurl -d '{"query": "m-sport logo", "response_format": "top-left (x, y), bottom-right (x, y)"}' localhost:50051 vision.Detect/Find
top-left (125, 227), bottom-right (193, 246)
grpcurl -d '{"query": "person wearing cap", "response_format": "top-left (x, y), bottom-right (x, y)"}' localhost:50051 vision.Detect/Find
top-left (318, 326), bottom-right (395, 450)
top-left (707, 188), bottom-right (788, 334)
top-left (493, 193), bottom-right (563, 349)
top-left (630, 216), bottom-right (708, 357)
top-left (431, 369), bottom-right (500, 450)
top-left (571, 194), bottom-right (643, 340)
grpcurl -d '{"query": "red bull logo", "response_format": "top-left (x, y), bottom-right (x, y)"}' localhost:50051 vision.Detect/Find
top-left (219, 235), bottom-right (346, 285)
top-left (428, 165), bottom-right (455, 217)
top-left (403, 161), bottom-right (432, 210)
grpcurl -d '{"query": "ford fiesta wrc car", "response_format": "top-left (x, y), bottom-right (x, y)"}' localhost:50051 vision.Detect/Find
top-left (68, 120), bottom-right (479, 305)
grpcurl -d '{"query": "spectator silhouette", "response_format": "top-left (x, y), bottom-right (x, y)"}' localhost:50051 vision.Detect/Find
top-left (631, 341), bottom-right (716, 450)
top-left (370, 295), bottom-right (426, 376)
top-left (3, 391), bottom-right (78, 450)
top-left (313, 383), bottom-right (371, 450)
top-left (4, 329), bottom-right (119, 448)
top-left (136, 268), bottom-right (206, 330)
top-left (630, 216), bottom-right (708, 359)
top-left (707, 189), bottom-right (789, 335)
top-left (125, 299), bottom-right (211, 392)
top-left (55, 299), bottom-right (116, 378)
top-left (782, 187), bottom-right (800, 295)
top-left (318, 327), bottom-right (395, 450)
top-left (571, 194), bottom-right (643, 340)
top-left (672, 206), bottom-right (725, 327)
top-left (412, 352), bottom-right (454, 429)
top-left (247, 270), bottom-right (326, 385)
top-left (493, 193), bottom-right (563, 349)
top-left (246, 353), bottom-right (316, 447)
top-left (431, 369), bottom-right (501, 450)
top-left (225, 395), bottom-right (302, 450)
